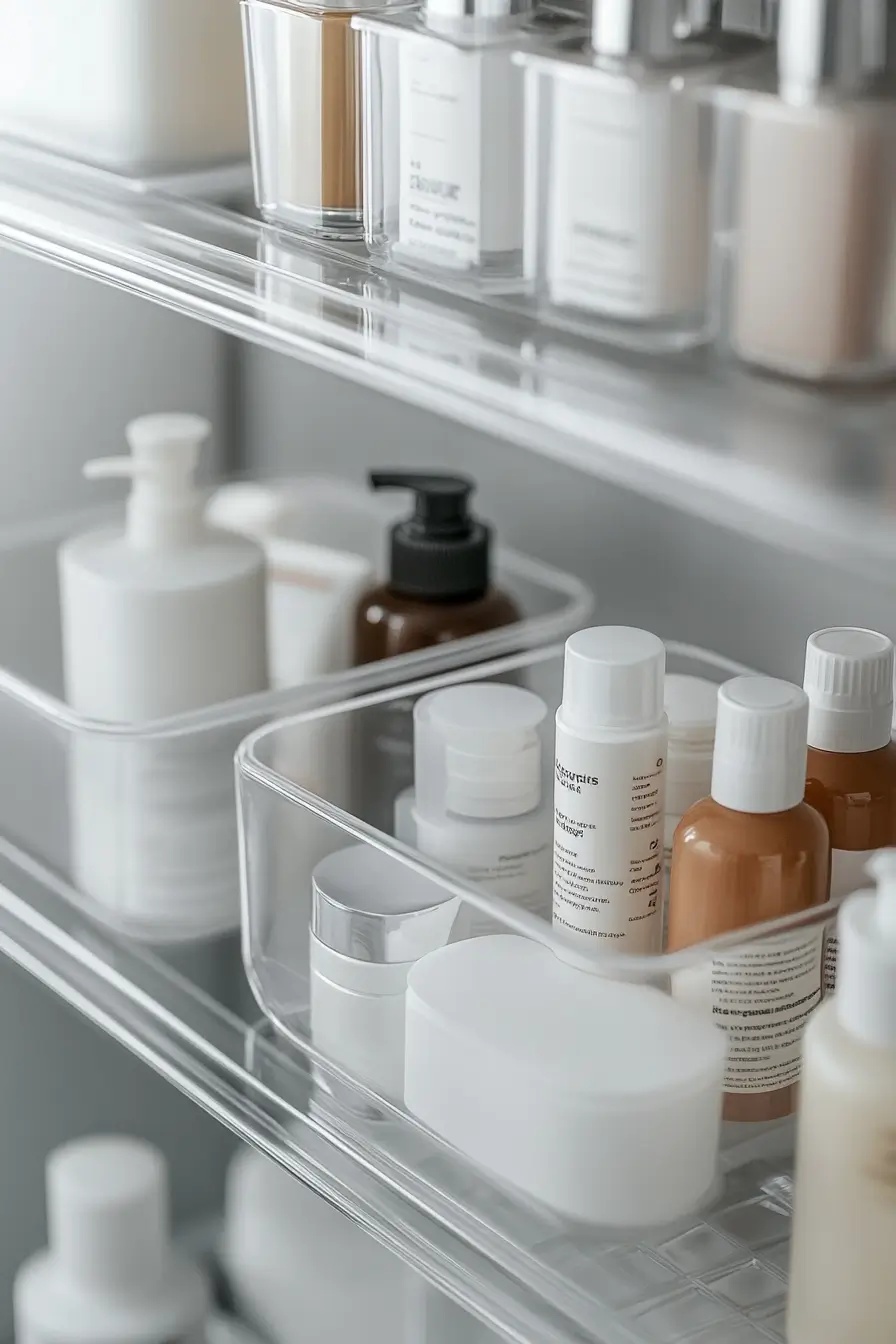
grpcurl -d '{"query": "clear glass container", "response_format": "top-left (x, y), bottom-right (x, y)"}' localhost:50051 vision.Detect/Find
top-left (710, 71), bottom-right (896, 384)
top-left (243, 0), bottom-right (395, 239)
top-left (355, 3), bottom-right (573, 290)
top-left (517, 34), bottom-right (761, 351)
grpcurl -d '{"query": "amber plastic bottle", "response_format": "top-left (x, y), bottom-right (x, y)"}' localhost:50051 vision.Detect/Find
top-left (803, 628), bottom-right (896, 993)
top-left (668, 677), bottom-right (829, 1123)
top-left (353, 471), bottom-right (521, 830)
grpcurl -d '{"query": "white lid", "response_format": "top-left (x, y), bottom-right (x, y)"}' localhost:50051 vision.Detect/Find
top-left (837, 849), bottom-right (896, 1048)
top-left (46, 1136), bottom-right (172, 1297)
top-left (312, 845), bottom-right (458, 965)
top-left (84, 414), bottom-right (208, 550)
top-left (804, 627), bottom-right (895, 754)
top-left (711, 676), bottom-right (809, 814)
top-left (560, 627), bottom-right (665, 734)
top-left (405, 937), bottom-right (726, 1225)
top-left (414, 683), bottom-right (547, 821)
top-left (665, 676), bottom-right (718, 818)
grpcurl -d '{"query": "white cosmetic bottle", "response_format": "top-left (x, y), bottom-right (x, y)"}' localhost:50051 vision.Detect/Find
top-left (14, 1135), bottom-right (210, 1344)
top-left (663, 673), bottom-right (718, 863)
top-left (787, 850), bottom-right (896, 1344)
top-left (553, 626), bottom-right (667, 954)
top-left (59, 414), bottom-right (268, 936)
top-left (411, 682), bottom-right (552, 939)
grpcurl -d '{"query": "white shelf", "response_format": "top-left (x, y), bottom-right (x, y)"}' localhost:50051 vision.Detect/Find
top-left (0, 139), bottom-right (893, 579)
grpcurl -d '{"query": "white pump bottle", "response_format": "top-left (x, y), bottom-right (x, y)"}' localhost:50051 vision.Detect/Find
top-left (787, 849), bottom-right (896, 1344)
top-left (58, 415), bottom-right (268, 937)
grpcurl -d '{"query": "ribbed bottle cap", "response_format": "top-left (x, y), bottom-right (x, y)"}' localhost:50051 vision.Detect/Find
top-left (711, 676), bottom-right (809, 813)
top-left (414, 683), bottom-right (547, 821)
top-left (312, 846), bottom-right (457, 965)
top-left (804, 628), bottom-right (894, 754)
top-left (665, 675), bottom-right (718, 818)
top-left (560, 627), bottom-right (665, 734)
top-left (838, 849), bottom-right (896, 1048)
top-left (47, 1136), bottom-right (170, 1297)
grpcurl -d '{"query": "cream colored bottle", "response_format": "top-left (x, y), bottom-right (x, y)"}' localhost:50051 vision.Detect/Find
top-left (667, 676), bottom-right (829, 1121)
top-left (787, 850), bottom-right (896, 1344)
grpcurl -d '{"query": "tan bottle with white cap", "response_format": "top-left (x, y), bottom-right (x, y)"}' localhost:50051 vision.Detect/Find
top-left (787, 850), bottom-right (896, 1344)
top-left (803, 628), bottom-right (896, 994)
top-left (667, 676), bottom-right (829, 1121)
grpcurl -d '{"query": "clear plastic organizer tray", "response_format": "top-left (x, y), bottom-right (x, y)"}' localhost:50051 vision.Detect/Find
top-left (0, 483), bottom-right (589, 945)
top-left (237, 640), bottom-right (832, 1344)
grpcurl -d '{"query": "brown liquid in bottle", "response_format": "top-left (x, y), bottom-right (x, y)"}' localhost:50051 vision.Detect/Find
top-left (354, 586), bottom-right (522, 663)
top-left (667, 798), bottom-right (829, 1122)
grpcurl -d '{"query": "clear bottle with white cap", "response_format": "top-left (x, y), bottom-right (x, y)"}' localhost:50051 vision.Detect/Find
top-left (552, 626), bottom-right (667, 955)
top-left (662, 673), bottom-right (718, 936)
top-left (353, 0), bottom-right (576, 287)
top-left (58, 415), bottom-right (268, 935)
top-left (14, 1135), bottom-right (210, 1344)
top-left (712, 0), bottom-right (896, 381)
top-left (804, 628), bottom-right (896, 994)
top-left (668, 676), bottom-right (829, 1122)
top-left (310, 844), bottom-right (458, 1101)
top-left (788, 850), bottom-right (896, 1344)
top-left (514, 0), bottom-right (762, 348)
top-left (407, 682), bottom-right (552, 939)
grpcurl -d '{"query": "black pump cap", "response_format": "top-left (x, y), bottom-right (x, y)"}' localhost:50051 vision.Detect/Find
top-left (371, 471), bottom-right (491, 601)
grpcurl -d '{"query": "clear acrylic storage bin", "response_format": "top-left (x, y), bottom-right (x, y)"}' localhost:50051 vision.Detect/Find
top-left (0, 0), bottom-right (249, 176)
top-left (242, 0), bottom-right (396, 239)
top-left (238, 640), bottom-right (827, 1343)
top-left (708, 71), bottom-right (896, 384)
top-left (0, 484), bottom-right (588, 944)
top-left (355, 4), bottom-right (573, 289)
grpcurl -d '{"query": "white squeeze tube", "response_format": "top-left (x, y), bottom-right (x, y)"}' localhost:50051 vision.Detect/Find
top-left (552, 626), bottom-right (667, 955)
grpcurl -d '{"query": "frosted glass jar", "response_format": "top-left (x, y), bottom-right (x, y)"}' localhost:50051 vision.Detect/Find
top-left (355, 3), bottom-right (567, 290)
top-left (0, 0), bottom-right (249, 174)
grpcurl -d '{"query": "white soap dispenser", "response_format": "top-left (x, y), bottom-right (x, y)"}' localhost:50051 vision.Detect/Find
top-left (60, 414), bottom-right (268, 721)
top-left (787, 849), bottom-right (896, 1344)
top-left (14, 1135), bottom-right (211, 1344)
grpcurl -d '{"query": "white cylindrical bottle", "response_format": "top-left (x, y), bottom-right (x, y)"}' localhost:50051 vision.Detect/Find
top-left (553, 627), bottom-right (667, 954)
top-left (663, 674), bottom-right (718, 863)
top-left (788, 849), bottom-right (896, 1344)
top-left (412, 682), bottom-right (552, 939)
top-left (59, 414), bottom-right (268, 937)
top-left (14, 1135), bottom-right (210, 1344)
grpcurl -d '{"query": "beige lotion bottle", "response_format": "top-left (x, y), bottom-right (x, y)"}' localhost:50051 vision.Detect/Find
top-left (667, 676), bottom-right (829, 1122)
top-left (788, 849), bottom-right (896, 1344)
top-left (713, 0), bottom-right (896, 383)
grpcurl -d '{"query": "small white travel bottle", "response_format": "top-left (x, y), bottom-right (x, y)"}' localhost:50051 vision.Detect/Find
top-left (412, 682), bottom-right (552, 938)
top-left (14, 1135), bottom-right (210, 1344)
top-left (59, 414), bottom-right (268, 936)
top-left (788, 850), bottom-right (896, 1344)
top-left (553, 626), bottom-right (667, 954)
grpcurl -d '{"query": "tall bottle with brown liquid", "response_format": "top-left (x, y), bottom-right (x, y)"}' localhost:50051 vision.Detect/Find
top-left (803, 628), bottom-right (896, 994)
top-left (354, 471), bottom-right (521, 831)
top-left (667, 677), bottom-right (829, 1122)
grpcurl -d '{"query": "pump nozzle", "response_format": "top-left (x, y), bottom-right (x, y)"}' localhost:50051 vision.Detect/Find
top-left (84, 415), bottom-right (209, 551)
top-left (369, 470), bottom-right (491, 600)
top-left (867, 849), bottom-right (896, 941)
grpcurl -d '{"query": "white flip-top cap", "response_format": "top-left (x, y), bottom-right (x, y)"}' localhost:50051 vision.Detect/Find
top-left (804, 628), bottom-right (895, 754)
top-left (711, 676), bottom-right (809, 814)
top-left (665, 675), bottom-right (718, 817)
top-left (838, 849), bottom-right (896, 1048)
top-left (47, 1136), bottom-right (171, 1296)
top-left (560, 627), bottom-right (665, 734)
top-left (414, 683), bottom-right (547, 821)
top-left (84, 414), bottom-right (209, 550)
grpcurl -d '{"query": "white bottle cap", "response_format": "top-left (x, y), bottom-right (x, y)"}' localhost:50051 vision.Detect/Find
top-left (46, 1136), bottom-right (172, 1296)
top-left (804, 627), bottom-right (895, 754)
top-left (414, 683), bottom-right (547, 821)
top-left (711, 676), bottom-right (809, 814)
top-left (560, 627), bottom-right (665, 734)
top-left (837, 850), bottom-right (896, 1048)
top-left (84, 414), bottom-right (209, 550)
top-left (665, 675), bottom-right (718, 818)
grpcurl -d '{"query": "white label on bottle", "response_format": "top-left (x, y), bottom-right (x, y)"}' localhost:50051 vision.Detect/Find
top-left (398, 37), bottom-right (524, 266)
top-left (824, 847), bottom-right (876, 995)
top-left (545, 78), bottom-right (708, 319)
top-left (673, 929), bottom-right (824, 1094)
top-left (552, 727), bottom-right (666, 952)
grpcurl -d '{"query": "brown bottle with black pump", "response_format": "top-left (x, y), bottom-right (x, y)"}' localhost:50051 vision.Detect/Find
top-left (353, 471), bottom-right (521, 830)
